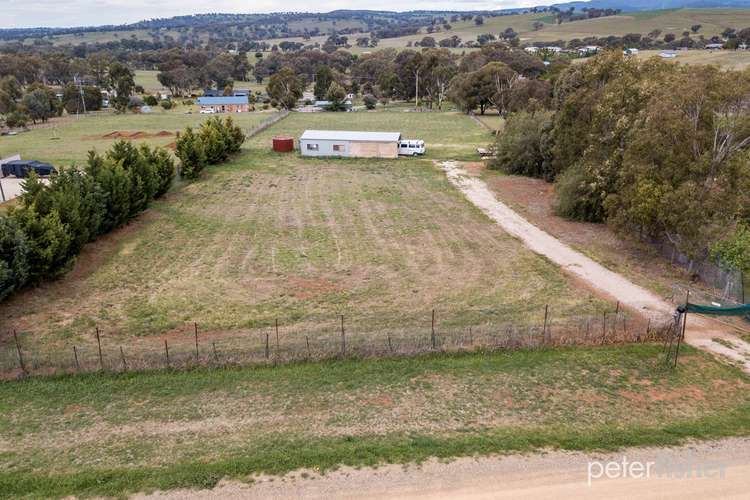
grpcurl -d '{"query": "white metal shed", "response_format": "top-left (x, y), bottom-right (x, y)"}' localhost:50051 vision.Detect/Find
top-left (299, 130), bottom-right (402, 158)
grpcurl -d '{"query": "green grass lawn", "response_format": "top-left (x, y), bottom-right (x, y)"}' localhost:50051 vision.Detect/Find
top-left (0, 111), bottom-right (274, 167)
top-left (134, 70), bottom-right (166, 93)
top-left (1, 345), bottom-right (748, 498)
top-left (249, 109), bottom-right (494, 161)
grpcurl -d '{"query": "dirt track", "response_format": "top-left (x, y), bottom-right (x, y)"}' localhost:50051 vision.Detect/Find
top-left (439, 161), bottom-right (750, 373)
top-left (138, 437), bottom-right (750, 499)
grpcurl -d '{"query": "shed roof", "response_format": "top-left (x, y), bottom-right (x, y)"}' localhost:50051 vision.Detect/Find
top-left (300, 130), bottom-right (401, 143)
top-left (197, 96), bottom-right (248, 105)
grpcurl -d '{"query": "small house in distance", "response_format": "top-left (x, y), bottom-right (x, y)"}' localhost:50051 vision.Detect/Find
top-left (197, 96), bottom-right (249, 113)
top-left (300, 130), bottom-right (401, 158)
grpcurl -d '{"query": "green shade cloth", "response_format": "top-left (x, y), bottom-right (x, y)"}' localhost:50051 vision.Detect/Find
top-left (685, 302), bottom-right (750, 316)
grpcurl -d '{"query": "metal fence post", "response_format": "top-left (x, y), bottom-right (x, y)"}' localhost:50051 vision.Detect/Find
top-left (96, 327), bottom-right (103, 370)
top-left (13, 330), bottom-right (26, 375)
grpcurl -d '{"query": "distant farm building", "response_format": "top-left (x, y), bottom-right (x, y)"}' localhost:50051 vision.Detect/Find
top-left (197, 96), bottom-right (250, 113)
top-left (300, 130), bottom-right (401, 158)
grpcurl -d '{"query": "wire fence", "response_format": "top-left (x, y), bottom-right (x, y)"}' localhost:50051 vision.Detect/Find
top-left (0, 305), bottom-right (674, 379)
top-left (654, 238), bottom-right (747, 303)
top-left (246, 110), bottom-right (289, 137)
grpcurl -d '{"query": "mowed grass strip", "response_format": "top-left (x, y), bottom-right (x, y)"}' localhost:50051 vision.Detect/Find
top-left (248, 109), bottom-right (494, 160)
top-left (0, 345), bottom-right (748, 498)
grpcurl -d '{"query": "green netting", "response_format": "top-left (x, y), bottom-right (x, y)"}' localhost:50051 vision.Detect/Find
top-left (685, 302), bottom-right (750, 316)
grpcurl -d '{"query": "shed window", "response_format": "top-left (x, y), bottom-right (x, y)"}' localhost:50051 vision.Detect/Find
top-left (306, 143), bottom-right (319, 151)
top-left (333, 144), bottom-right (344, 152)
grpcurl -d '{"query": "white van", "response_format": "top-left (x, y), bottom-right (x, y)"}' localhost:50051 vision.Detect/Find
top-left (398, 139), bottom-right (426, 156)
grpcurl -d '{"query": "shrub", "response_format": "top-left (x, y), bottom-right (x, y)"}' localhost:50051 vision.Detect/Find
top-left (160, 99), bottom-right (173, 110)
top-left (175, 127), bottom-right (206, 179)
top-left (144, 95), bottom-right (159, 106)
top-left (0, 215), bottom-right (29, 301)
top-left (85, 152), bottom-right (132, 233)
top-left (4, 110), bottom-right (29, 128)
top-left (490, 111), bottom-right (554, 180)
top-left (106, 140), bottom-right (158, 217)
top-left (554, 163), bottom-right (605, 222)
top-left (363, 94), bottom-right (378, 110)
top-left (139, 144), bottom-right (175, 197)
top-left (200, 124), bottom-right (227, 164)
top-left (222, 117), bottom-right (245, 154)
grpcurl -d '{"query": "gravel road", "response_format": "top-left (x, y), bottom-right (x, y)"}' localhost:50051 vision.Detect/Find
top-left (137, 437), bottom-right (750, 499)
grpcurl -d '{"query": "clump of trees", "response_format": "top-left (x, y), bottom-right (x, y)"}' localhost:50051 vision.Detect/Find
top-left (0, 141), bottom-right (174, 301)
top-left (266, 66), bottom-right (304, 109)
top-left (175, 116), bottom-right (245, 179)
top-left (491, 110), bottom-right (554, 179)
top-left (493, 50), bottom-right (750, 264)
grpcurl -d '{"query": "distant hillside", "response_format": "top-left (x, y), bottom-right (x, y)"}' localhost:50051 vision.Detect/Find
top-left (552, 0), bottom-right (750, 11)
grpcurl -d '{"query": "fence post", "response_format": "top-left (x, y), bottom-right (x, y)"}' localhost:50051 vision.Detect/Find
top-left (265, 332), bottom-right (270, 359)
top-left (469, 326), bottom-right (473, 346)
top-left (387, 333), bottom-right (393, 353)
top-left (275, 319), bottom-right (280, 355)
top-left (212, 342), bottom-right (219, 363)
top-left (340, 315), bottom-right (346, 355)
top-left (194, 322), bottom-right (199, 363)
top-left (96, 327), bottom-right (104, 371)
top-left (13, 330), bottom-right (26, 375)
top-left (615, 301), bottom-right (620, 315)
top-left (120, 346), bottom-right (127, 371)
top-left (601, 312), bottom-right (606, 344)
top-left (164, 339), bottom-right (170, 367)
top-left (431, 309), bottom-right (436, 349)
top-left (585, 319), bottom-right (590, 341)
top-left (674, 290), bottom-right (689, 368)
top-left (73, 345), bottom-right (80, 371)
top-left (542, 305), bottom-right (549, 344)
top-left (306, 336), bottom-right (311, 359)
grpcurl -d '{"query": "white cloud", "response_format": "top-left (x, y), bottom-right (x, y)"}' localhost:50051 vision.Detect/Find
top-left (0, 0), bottom-right (545, 28)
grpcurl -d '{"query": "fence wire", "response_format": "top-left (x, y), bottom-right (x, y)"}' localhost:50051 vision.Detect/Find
top-left (0, 307), bottom-right (673, 379)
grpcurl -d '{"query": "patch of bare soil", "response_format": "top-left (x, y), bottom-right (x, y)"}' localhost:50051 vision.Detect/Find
top-left (84, 130), bottom-right (176, 140)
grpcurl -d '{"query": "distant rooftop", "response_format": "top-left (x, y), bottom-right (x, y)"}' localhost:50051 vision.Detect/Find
top-left (197, 96), bottom-right (248, 105)
top-left (300, 130), bottom-right (401, 142)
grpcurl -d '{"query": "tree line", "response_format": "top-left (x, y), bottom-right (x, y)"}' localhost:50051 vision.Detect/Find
top-left (0, 142), bottom-right (174, 301)
top-left (491, 51), bottom-right (750, 275)
top-left (175, 117), bottom-right (245, 179)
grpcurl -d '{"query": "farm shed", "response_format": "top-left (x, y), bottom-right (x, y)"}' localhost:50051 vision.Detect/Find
top-left (299, 130), bottom-right (401, 158)
top-left (197, 96), bottom-right (250, 113)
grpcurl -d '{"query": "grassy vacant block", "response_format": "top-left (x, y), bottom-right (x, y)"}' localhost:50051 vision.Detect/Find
top-left (636, 49), bottom-right (750, 70)
top-left (0, 111), bottom-right (271, 166)
top-left (0, 345), bottom-right (748, 498)
top-left (249, 109), bottom-right (493, 160)
top-left (0, 113), bottom-right (599, 364)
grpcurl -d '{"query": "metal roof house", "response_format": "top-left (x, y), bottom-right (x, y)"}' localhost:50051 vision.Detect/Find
top-left (299, 130), bottom-right (402, 158)
top-left (197, 96), bottom-right (250, 113)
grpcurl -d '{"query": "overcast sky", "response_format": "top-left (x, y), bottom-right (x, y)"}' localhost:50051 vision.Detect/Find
top-left (0, 0), bottom-right (547, 29)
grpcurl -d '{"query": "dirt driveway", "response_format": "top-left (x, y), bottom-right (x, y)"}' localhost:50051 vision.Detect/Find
top-left (439, 161), bottom-right (750, 373)
top-left (138, 437), bottom-right (750, 499)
